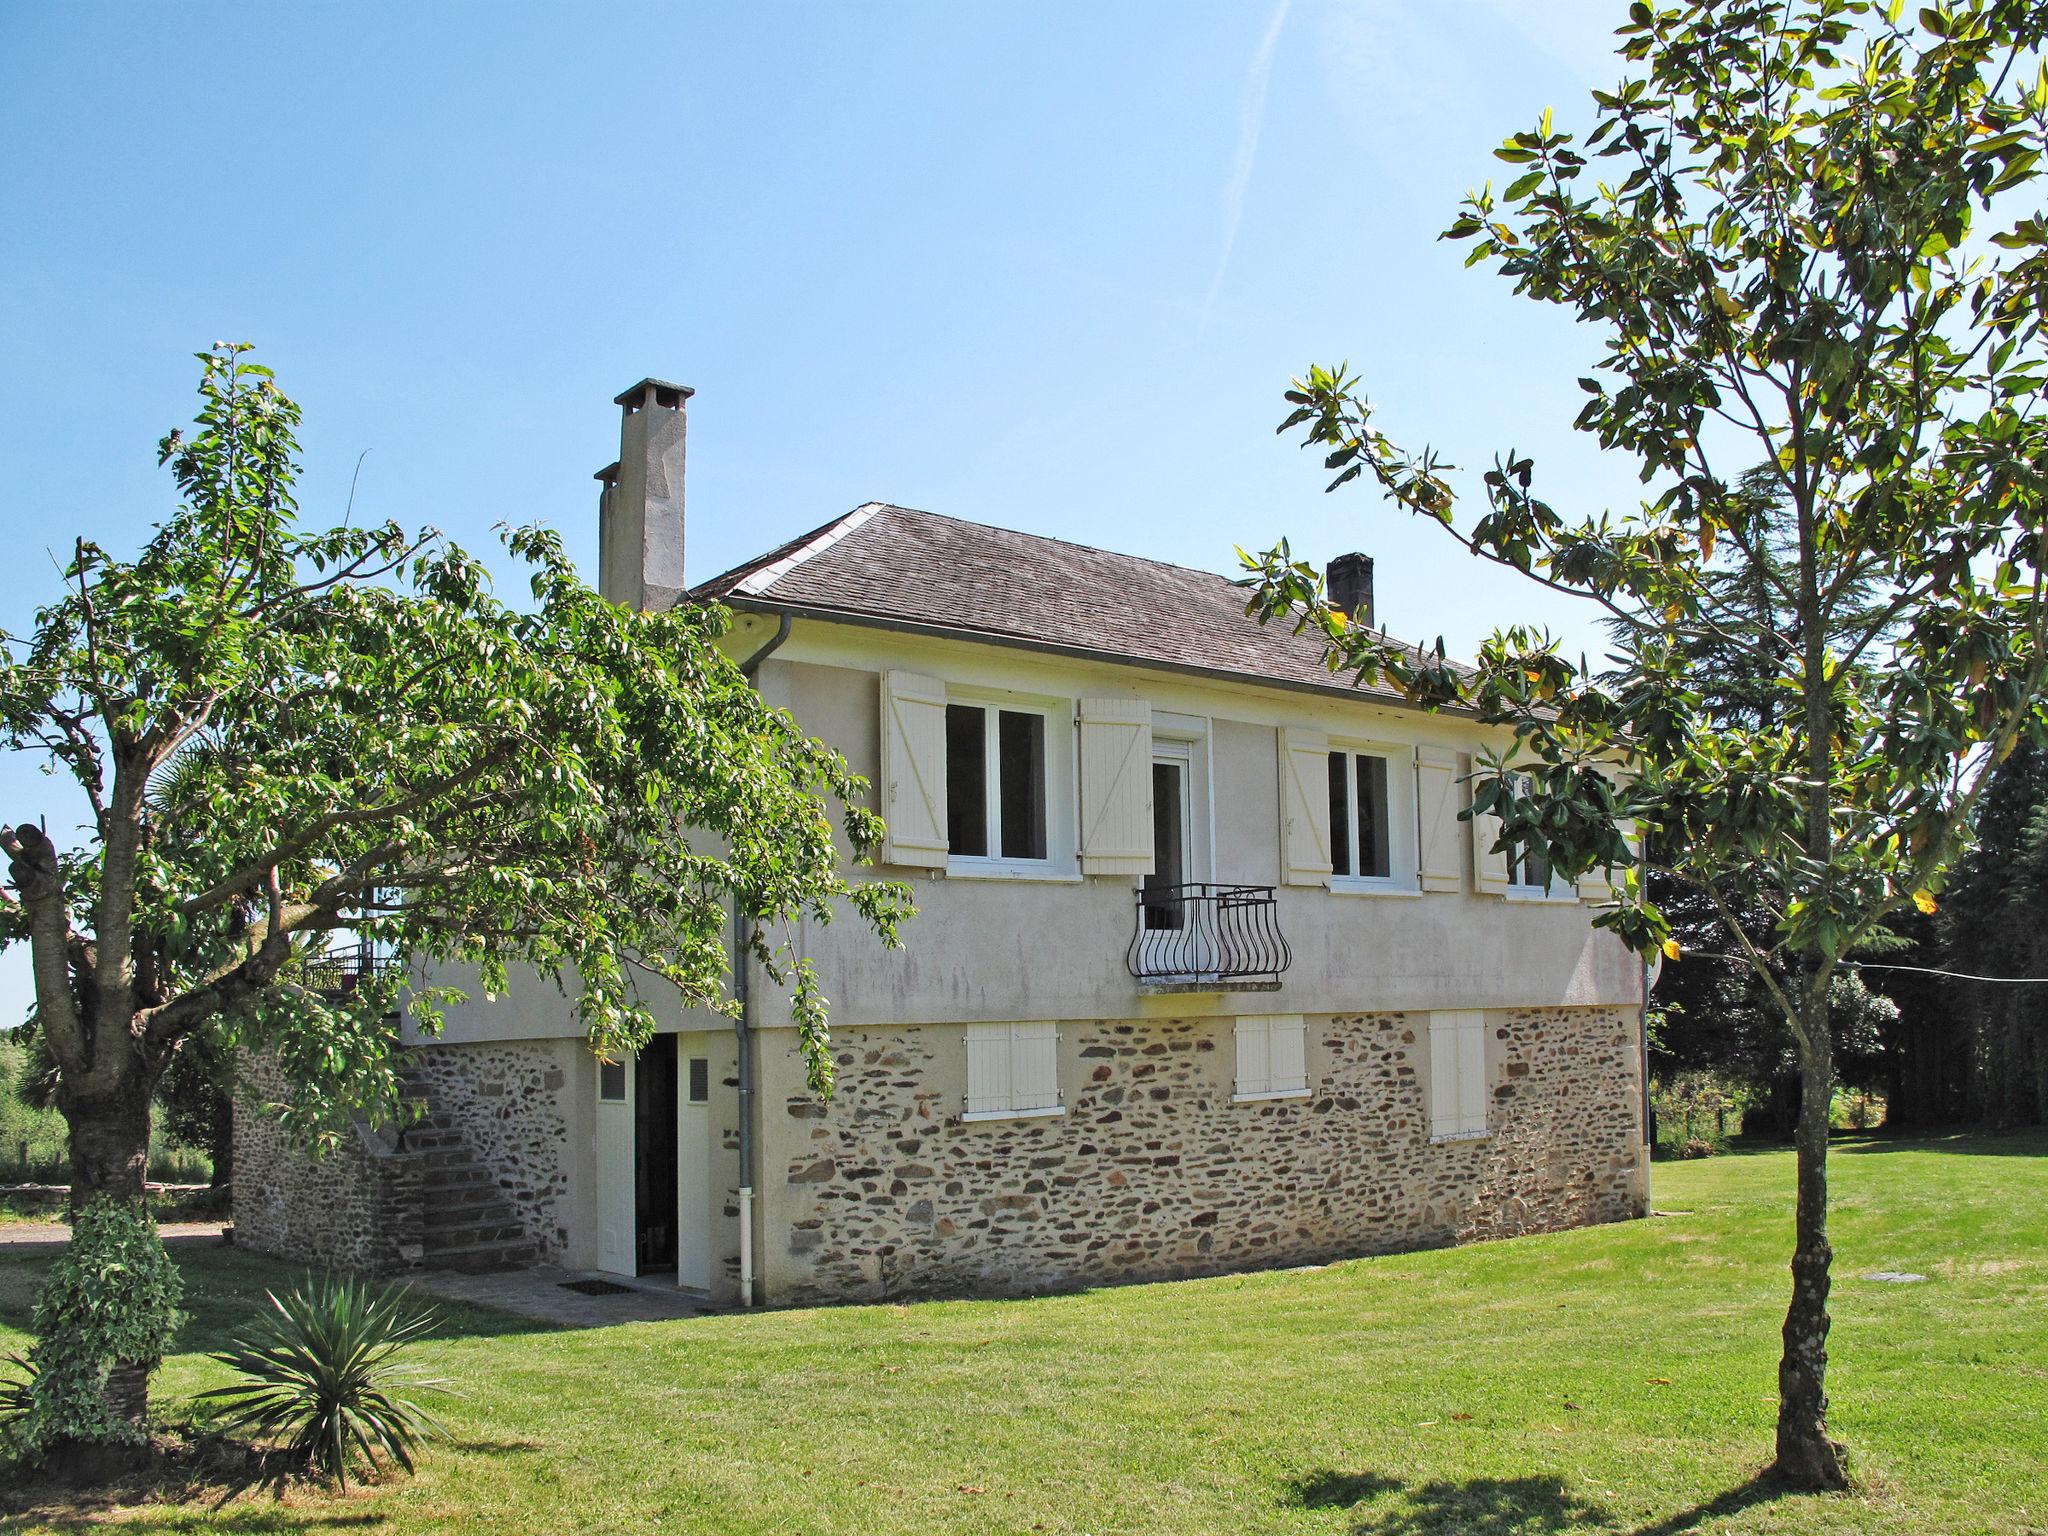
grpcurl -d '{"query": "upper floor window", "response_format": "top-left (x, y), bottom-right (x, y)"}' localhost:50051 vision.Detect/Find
top-left (1323, 743), bottom-right (1417, 893)
top-left (1503, 774), bottom-right (1572, 898)
top-left (947, 703), bottom-right (1048, 864)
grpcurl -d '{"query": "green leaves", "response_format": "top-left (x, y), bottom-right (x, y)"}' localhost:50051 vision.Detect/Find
top-left (1248, 0), bottom-right (2048, 991)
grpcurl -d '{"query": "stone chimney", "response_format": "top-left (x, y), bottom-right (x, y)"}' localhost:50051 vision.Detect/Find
top-left (1326, 552), bottom-right (1375, 629)
top-left (596, 378), bottom-right (693, 611)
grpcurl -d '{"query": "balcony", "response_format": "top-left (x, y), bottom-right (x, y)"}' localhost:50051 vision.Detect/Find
top-left (1125, 882), bottom-right (1291, 992)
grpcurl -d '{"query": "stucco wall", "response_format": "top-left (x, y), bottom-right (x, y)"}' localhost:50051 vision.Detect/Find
top-left (757, 1006), bottom-right (1646, 1304)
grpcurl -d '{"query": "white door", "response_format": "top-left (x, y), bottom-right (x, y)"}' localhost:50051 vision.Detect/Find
top-left (677, 1042), bottom-right (713, 1291)
top-left (595, 1054), bottom-right (636, 1276)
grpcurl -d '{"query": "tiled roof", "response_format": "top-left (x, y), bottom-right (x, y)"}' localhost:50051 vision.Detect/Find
top-left (689, 502), bottom-right (1457, 706)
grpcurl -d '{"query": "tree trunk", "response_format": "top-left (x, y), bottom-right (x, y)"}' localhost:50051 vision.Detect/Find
top-left (65, 1080), bottom-right (153, 1207)
top-left (1772, 1009), bottom-right (1849, 1489)
top-left (60, 1080), bottom-right (158, 1438)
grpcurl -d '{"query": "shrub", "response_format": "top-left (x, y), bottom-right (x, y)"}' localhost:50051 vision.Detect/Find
top-left (3, 1199), bottom-right (184, 1456)
top-left (199, 1274), bottom-right (449, 1489)
top-left (1682, 1137), bottom-right (1717, 1160)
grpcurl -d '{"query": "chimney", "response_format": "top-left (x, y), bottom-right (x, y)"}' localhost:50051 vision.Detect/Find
top-left (597, 378), bottom-right (693, 610)
top-left (1326, 552), bottom-right (1375, 629)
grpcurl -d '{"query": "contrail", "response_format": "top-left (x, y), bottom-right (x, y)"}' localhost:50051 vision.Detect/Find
top-left (1199, 0), bottom-right (1292, 338)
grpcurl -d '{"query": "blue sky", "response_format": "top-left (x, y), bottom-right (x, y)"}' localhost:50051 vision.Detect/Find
top-left (0, 0), bottom-right (1643, 1025)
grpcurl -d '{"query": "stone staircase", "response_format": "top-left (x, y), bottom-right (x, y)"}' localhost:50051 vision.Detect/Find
top-left (401, 1104), bottom-right (540, 1274)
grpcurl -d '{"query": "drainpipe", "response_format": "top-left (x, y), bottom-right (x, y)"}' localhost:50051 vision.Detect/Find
top-left (732, 612), bottom-right (792, 1307)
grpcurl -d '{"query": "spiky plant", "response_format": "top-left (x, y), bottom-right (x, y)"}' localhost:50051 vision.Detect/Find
top-left (199, 1275), bottom-right (448, 1488)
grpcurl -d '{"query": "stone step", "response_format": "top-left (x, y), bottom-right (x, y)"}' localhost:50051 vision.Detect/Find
top-left (421, 1238), bottom-right (539, 1274)
top-left (401, 1130), bottom-right (467, 1151)
top-left (419, 1164), bottom-right (495, 1191)
top-left (421, 1186), bottom-right (517, 1219)
top-left (422, 1218), bottom-right (528, 1249)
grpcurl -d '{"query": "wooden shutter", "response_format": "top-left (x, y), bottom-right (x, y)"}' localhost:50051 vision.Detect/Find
top-left (965, 1022), bottom-right (1011, 1115)
top-left (1428, 1009), bottom-right (1490, 1137)
top-left (1579, 816), bottom-right (1639, 902)
top-left (1459, 1013), bottom-right (1489, 1133)
top-left (1469, 765), bottom-right (1510, 896)
top-left (1278, 728), bottom-right (1333, 886)
top-left (879, 670), bottom-right (948, 868)
top-left (1078, 698), bottom-right (1154, 875)
top-left (1416, 746), bottom-right (1464, 893)
top-left (1011, 1021), bottom-right (1060, 1112)
top-left (1235, 1016), bottom-right (1271, 1096)
top-left (1269, 1015), bottom-right (1307, 1094)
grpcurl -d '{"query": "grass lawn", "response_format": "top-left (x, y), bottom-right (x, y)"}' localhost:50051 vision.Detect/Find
top-left (2, 1131), bottom-right (2043, 1535)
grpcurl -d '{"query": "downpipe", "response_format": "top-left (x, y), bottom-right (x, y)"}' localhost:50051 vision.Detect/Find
top-left (732, 611), bottom-right (792, 1308)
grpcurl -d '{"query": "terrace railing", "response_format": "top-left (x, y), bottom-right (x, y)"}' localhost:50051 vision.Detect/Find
top-left (1125, 882), bottom-right (1291, 990)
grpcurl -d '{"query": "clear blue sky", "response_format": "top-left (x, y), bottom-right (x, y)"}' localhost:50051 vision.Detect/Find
top-left (0, 0), bottom-right (1643, 1026)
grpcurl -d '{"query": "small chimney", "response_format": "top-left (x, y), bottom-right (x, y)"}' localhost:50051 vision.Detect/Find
top-left (1326, 552), bottom-right (1375, 629)
top-left (597, 378), bottom-right (693, 610)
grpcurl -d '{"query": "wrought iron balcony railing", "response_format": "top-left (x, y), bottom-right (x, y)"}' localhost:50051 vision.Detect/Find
top-left (1125, 882), bottom-right (1291, 990)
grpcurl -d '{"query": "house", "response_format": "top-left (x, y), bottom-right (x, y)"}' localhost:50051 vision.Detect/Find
top-left (232, 378), bottom-right (1651, 1303)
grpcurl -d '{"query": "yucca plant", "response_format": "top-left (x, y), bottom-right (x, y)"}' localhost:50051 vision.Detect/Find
top-left (199, 1274), bottom-right (449, 1489)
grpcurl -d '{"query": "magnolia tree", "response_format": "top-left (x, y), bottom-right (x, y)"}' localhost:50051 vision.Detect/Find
top-left (1245, 0), bottom-right (2048, 1490)
top-left (0, 346), bottom-right (908, 1431)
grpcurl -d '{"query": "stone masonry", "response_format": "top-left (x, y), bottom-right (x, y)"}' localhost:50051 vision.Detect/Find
top-left (773, 1007), bottom-right (1645, 1303)
top-left (233, 1038), bottom-right (573, 1272)
top-left (402, 1039), bottom-right (576, 1260)
top-left (232, 1051), bottom-right (423, 1275)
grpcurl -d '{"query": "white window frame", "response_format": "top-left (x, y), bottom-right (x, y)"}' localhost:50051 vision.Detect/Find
top-left (1328, 741), bottom-right (1420, 896)
top-left (1233, 1014), bottom-right (1310, 1102)
top-left (963, 1021), bottom-right (1065, 1121)
top-left (1427, 1009), bottom-right (1492, 1141)
top-left (945, 689), bottom-right (1076, 880)
top-left (1498, 774), bottom-right (1577, 901)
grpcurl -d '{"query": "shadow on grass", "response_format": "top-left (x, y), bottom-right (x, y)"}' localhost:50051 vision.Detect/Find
top-left (1288, 1469), bottom-right (1793, 1536)
top-left (1834, 1129), bottom-right (2048, 1157)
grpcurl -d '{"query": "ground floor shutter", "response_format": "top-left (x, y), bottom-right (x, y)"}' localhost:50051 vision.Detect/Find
top-left (1428, 1010), bottom-right (1489, 1137)
top-left (1011, 1021), bottom-right (1060, 1112)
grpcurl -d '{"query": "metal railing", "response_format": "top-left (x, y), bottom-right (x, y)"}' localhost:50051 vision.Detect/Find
top-left (302, 938), bottom-right (400, 996)
top-left (1125, 882), bottom-right (1291, 988)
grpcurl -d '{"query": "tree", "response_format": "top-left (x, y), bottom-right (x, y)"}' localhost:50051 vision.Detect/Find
top-left (1244, 0), bottom-right (2048, 1489)
top-left (0, 344), bottom-right (910, 1434)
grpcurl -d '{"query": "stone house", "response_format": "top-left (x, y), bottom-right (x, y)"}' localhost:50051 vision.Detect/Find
top-left (234, 378), bottom-right (1651, 1304)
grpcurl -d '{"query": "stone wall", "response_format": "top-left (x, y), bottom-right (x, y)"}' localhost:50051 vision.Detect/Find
top-left (403, 1038), bottom-right (577, 1260)
top-left (231, 1052), bottom-right (423, 1274)
top-left (768, 1007), bottom-right (1646, 1304)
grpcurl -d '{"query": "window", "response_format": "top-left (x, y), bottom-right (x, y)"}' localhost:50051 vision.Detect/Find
top-left (686, 1057), bottom-right (710, 1105)
top-left (598, 1059), bottom-right (627, 1102)
top-left (946, 703), bottom-right (1048, 864)
top-left (1234, 1014), bottom-right (1309, 1100)
top-left (1503, 775), bottom-right (1568, 897)
top-left (1141, 751), bottom-right (1192, 930)
top-left (1328, 751), bottom-right (1393, 879)
top-left (964, 1021), bottom-right (1062, 1120)
top-left (1427, 1010), bottom-right (1490, 1139)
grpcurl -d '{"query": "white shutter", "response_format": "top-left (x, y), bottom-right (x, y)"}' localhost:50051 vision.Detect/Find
top-left (879, 670), bottom-right (948, 868)
top-left (1580, 816), bottom-right (1639, 902)
top-left (1011, 1021), bottom-right (1060, 1112)
top-left (1278, 728), bottom-right (1333, 886)
top-left (1427, 1012), bottom-right (1460, 1136)
top-left (1428, 1009), bottom-right (1489, 1137)
top-left (1269, 1015), bottom-right (1307, 1094)
top-left (1470, 766), bottom-right (1511, 896)
top-left (1416, 746), bottom-right (1464, 893)
top-left (1078, 698), bottom-right (1154, 875)
top-left (965, 1022), bottom-right (1011, 1115)
top-left (1234, 1016), bottom-right (1271, 1096)
top-left (1458, 1012), bottom-right (1490, 1135)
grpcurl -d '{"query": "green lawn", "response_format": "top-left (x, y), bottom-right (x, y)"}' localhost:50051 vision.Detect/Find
top-left (3, 1132), bottom-right (2044, 1535)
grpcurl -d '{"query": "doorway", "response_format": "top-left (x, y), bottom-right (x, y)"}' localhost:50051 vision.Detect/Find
top-left (634, 1044), bottom-right (679, 1275)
